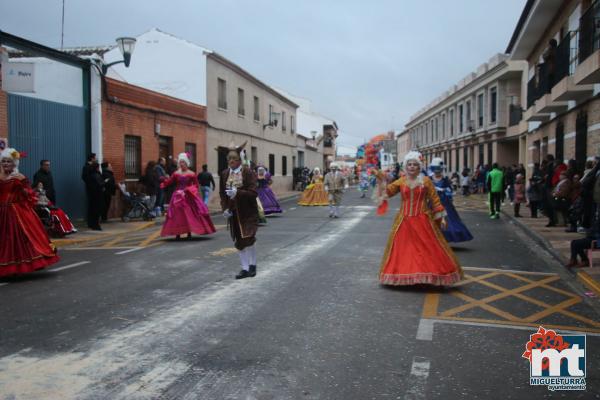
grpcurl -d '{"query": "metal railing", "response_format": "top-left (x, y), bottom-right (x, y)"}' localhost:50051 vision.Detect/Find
top-left (579, 0), bottom-right (600, 64)
top-left (509, 104), bottom-right (522, 126)
top-left (527, 62), bottom-right (551, 109)
top-left (556, 31), bottom-right (579, 82)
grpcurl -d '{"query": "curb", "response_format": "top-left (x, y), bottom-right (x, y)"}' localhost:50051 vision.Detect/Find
top-left (501, 209), bottom-right (600, 299)
top-left (51, 220), bottom-right (157, 248)
top-left (577, 271), bottom-right (600, 297)
top-left (500, 209), bottom-right (569, 265)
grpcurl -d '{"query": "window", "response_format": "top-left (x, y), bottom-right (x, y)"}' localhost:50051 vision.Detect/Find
top-left (441, 114), bottom-right (446, 139)
top-left (282, 156), bottom-right (287, 176)
top-left (490, 87), bottom-right (497, 124)
top-left (466, 100), bottom-right (472, 130)
top-left (124, 135), bottom-right (141, 179)
top-left (298, 151), bottom-right (305, 167)
top-left (458, 105), bottom-right (464, 133)
top-left (555, 121), bottom-right (564, 163)
top-left (253, 96), bottom-right (260, 121)
top-left (251, 146), bottom-right (258, 164)
top-left (455, 148), bottom-right (460, 171)
top-left (268, 154), bottom-right (275, 175)
top-left (217, 78), bottom-right (227, 109)
top-left (268, 104), bottom-right (274, 124)
top-left (487, 143), bottom-right (493, 165)
top-left (435, 118), bottom-right (439, 141)
top-left (185, 143), bottom-right (197, 172)
top-left (477, 93), bottom-right (484, 127)
top-left (463, 147), bottom-right (468, 168)
top-left (237, 88), bottom-right (245, 116)
top-left (478, 144), bottom-right (484, 166)
top-left (450, 109), bottom-right (454, 136)
top-left (282, 111), bottom-right (287, 131)
top-left (291, 115), bottom-right (295, 134)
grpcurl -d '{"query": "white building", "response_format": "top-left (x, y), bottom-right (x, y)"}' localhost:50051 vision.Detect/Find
top-left (102, 28), bottom-right (299, 195)
top-left (275, 88), bottom-right (339, 170)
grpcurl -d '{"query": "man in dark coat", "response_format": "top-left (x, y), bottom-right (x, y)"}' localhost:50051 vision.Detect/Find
top-left (101, 162), bottom-right (116, 221)
top-left (33, 159), bottom-right (56, 204)
top-left (219, 142), bottom-right (259, 279)
top-left (81, 153), bottom-right (98, 228)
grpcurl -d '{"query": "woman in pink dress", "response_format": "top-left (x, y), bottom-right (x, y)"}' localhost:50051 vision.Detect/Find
top-left (160, 153), bottom-right (216, 240)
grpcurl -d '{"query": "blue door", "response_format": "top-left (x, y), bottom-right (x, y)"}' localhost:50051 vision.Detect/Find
top-left (8, 94), bottom-right (87, 218)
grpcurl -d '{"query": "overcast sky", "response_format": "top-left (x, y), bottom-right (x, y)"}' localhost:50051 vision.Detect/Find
top-left (1, 0), bottom-right (526, 150)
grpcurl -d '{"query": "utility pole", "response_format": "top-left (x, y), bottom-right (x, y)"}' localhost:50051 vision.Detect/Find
top-left (60, 0), bottom-right (65, 49)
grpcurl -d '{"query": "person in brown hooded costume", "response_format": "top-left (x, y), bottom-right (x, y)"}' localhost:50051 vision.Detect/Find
top-left (218, 141), bottom-right (259, 279)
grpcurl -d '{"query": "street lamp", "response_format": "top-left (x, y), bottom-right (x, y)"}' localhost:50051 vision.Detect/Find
top-left (101, 36), bottom-right (136, 75)
top-left (263, 110), bottom-right (281, 130)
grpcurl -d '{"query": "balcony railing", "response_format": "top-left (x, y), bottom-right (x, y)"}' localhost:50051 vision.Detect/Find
top-left (579, 0), bottom-right (600, 64)
top-left (556, 31), bottom-right (579, 83)
top-left (527, 62), bottom-right (551, 109)
top-left (509, 104), bottom-right (522, 126)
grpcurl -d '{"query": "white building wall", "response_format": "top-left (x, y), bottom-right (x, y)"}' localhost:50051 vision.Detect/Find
top-left (104, 28), bottom-right (209, 106)
top-left (6, 58), bottom-right (83, 107)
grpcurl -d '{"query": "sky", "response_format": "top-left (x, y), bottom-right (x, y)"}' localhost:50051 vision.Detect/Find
top-left (1, 0), bottom-right (526, 152)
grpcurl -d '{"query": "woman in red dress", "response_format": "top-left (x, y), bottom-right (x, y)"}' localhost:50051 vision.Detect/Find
top-left (0, 148), bottom-right (59, 277)
top-left (375, 151), bottom-right (462, 286)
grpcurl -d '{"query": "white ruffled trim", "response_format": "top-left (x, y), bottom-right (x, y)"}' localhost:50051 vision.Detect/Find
top-left (434, 210), bottom-right (447, 220)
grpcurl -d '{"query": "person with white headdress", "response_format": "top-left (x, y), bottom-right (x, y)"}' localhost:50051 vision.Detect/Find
top-left (0, 147), bottom-right (59, 277)
top-left (429, 157), bottom-right (473, 243)
top-left (298, 167), bottom-right (329, 206)
top-left (324, 162), bottom-right (349, 218)
top-left (374, 150), bottom-right (463, 286)
top-left (159, 152), bottom-right (216, 240)
top-left (218, 141), bottom-right (260, 279)
top-left (256, 165), bottom-right (282, 215)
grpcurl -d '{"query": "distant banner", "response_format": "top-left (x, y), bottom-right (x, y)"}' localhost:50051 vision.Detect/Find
top-left (1, 61), bottom-right (35, 92)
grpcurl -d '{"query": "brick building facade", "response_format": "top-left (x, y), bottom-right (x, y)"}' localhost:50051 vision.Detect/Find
top-left (102, 78), bottom-right (207, 217)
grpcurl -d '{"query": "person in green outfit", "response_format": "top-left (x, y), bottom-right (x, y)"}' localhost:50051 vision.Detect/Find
top-left (487, 163), bottom-right (504, 219)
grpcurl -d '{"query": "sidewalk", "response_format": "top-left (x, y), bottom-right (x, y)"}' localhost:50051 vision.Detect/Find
top-left (495, 198), bottom-right (600, 298)
top-left (52, 191), bottom-right (301, 249)
top-left (51, 219), bottom-right (158, 248)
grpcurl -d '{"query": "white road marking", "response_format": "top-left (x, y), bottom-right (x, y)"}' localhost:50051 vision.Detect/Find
top-left (50, 261), bottom-right (91, 272)
top-left (115, 247), bottom-right (143, 255)
top-left (289, 207), bottom-right (296, 211)
top-left (0, 283), bottom-right (8, 288)
top-left (404, 356), bottom-right (431, 400)
top-left (422, 318), bottom-right (600, 337)
top-left (0, 210), bottom-right (369, 399)
top-left (416, 318), bottom-right (434, 341)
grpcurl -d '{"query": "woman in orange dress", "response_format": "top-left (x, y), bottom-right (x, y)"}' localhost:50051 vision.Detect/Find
top-left (375, 151), bottom-right (462, 286)
top-left (298, 167), bottom-right (329, 206)
top-left (0, 148), bottom-right (59, 277)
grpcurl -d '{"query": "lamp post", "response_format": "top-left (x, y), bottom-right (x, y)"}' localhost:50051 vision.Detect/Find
top-left (263, 110), bottom-right (281, 130)
top-left (101, 37), bottom-right (136, 75)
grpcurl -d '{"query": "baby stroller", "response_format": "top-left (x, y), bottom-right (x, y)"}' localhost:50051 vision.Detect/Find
top-left (118, 183), bottom-right (156, 222)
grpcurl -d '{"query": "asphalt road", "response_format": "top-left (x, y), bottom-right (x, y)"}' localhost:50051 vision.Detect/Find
top-left (0, 191), bottom-right (599, 399)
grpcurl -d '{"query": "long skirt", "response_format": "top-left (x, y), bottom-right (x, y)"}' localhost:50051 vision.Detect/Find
top-left (379, 213), bottom-right (462, 286)
top-left (161, 186), bottom-right (216, 237)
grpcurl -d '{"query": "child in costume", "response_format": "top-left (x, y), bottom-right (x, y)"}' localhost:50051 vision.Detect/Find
top-left (429, 158), bottom-right (473, 243)
top-left (375, 151), bottom-right (462, 286)
top-left (256, 166), bottom-right (282, 215)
